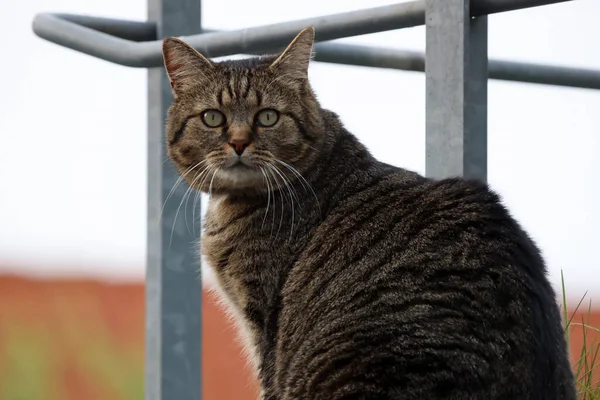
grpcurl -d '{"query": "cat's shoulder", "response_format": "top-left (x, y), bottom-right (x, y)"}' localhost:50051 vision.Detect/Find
top-left (375, 164), bottom-right (500, 201)
top-left (380, 168), bottom-right (507, 215)
top-left (430, 177), bottom-right (502, 204)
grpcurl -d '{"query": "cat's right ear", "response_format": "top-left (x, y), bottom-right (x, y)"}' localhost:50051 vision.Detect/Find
top-left (162, 37), bottom-right (213, 98)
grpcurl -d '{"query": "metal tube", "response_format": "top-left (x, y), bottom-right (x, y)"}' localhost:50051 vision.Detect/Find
top-left (32, 12), bottom-right (600, 91)
top-left (314, 43), bottom-right (426, 72)
top-left (32, 2), bottom-right (425, 68)
top-left (489, 60), bottom-right (600, 90)
top-left (146, 0), bottom-right (202, 398)
top-left (425, 0), bottom-right (488, 181)
top-left (32, 13), bottom-right (599, 91)
top-left (55, 13), bottom-right (156, 41)
top-left (32, 0), bottom-right (571, 68)
top-left (312, 43), bottom-right (600, 91)
top-left (472, 0), bottom-right (572, 15)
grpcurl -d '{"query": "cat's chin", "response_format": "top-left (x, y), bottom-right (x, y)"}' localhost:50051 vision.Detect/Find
top-left (212, 165), bottom-right (265, 191)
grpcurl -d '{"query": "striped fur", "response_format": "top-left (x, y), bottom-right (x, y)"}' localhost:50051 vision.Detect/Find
top-left (162, 28), bottom-right (576, 399)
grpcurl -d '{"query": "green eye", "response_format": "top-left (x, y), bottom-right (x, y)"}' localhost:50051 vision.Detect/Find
top-left (256, 109), bottom-right (279, 127)
top-left (201, 110), bottom-right (226, 127)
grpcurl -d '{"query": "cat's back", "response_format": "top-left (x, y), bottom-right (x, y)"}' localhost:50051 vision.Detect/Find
top-left (277, 169), bottom-right (575, 399)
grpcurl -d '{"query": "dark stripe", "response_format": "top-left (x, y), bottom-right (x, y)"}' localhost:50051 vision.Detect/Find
top-left (284, 112), bottom-right (309, 139)
top-left (170, 113), bottom-right (204, 144)
top-left (240, 276), bottom-right (262, 292)
top-left (244, 301), bottom-right (264, 329)
top-left (170, 117), bottom-right (190, 144)
top-left (224, 69), bottom-right (234, 99)
top-left (215, 247), bottom-right (233, 270)
top-left (255, 90), bottom-right (263, 106)
top-left (219, 126), bottom-right (228, 140)
top-left (217, 90), bottom-right (223, 106)
top-left (170, 152), bottom-right (192, 168)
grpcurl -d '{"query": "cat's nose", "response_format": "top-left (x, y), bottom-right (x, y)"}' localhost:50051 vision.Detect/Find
top-left (228, 138), bottom-right (251, 156)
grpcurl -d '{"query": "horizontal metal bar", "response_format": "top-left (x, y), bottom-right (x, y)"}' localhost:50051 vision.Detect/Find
top-left (55, 14), bottom-right (156, 41)
top-left (32, 0), bottom-right (572, 68)
top-left (490, 60), bottom-right (600, 90)
top-left (471, 0), bottom-right (570, 15)
top-left (313, 43), bottom-right (600, 90)
top-left (32, 2), bottom-right (424, 68)
top-left (314, 43), bottom-right (426, 72)
top-left (33, 2), bottom-right (598, 91)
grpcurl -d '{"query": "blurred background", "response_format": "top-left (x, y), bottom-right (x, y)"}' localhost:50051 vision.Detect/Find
top-left (1, 0), bottom-right (599, 399)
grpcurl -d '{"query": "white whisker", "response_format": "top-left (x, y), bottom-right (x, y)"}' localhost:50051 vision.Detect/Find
top-left (259, 166), bottom-right (272, 230)
top-left (209, 168), bottom-right (219, 199)
top-left (275, 158), bottom-right (321, 218)
top-left (192, 162), bottom-right (216, 237)
top-left (271, 163), bottom-right (300, 241)
top-left (265, 165), bottom-right (284, 240)
top-left (170, 163), bottom-right (212, 247)
top-left (264, 72), bottom-right (300, 93)
top-left (185, 163), bottom-right (214, 235)
top-left (192, 189), bottom-right (203, 238)
top-left (267, 163), bottom-right (297, 241)
top-left (160, 159), bottom-right (207, 221)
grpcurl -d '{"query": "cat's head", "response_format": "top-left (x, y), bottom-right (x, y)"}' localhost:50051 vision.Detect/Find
top-left (162, 27), bottom-right (325, 197)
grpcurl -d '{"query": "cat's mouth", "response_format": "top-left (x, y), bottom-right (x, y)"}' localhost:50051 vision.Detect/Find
top-left (222, 156), bottom-right (256, 170)
top-left (228, 162), bottom-right (253, 171)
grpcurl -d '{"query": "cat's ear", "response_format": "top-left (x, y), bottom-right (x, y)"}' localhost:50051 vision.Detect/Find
top-left (162, 37), bottom-right (214, 97)
top-left (269, 27), bottom-right (315, 78)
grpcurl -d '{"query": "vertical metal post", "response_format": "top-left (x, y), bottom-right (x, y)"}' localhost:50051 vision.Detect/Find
top-left (425, 0), bottom-right (488, 181)
top-left (146, 0), bottom-right (202, 398)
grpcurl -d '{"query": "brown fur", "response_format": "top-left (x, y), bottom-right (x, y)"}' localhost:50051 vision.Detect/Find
top-left (162, 28), bottom-right (576, 400)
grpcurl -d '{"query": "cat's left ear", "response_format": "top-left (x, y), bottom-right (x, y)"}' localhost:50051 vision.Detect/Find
top-left (269, 27), bottom-right (315, 78)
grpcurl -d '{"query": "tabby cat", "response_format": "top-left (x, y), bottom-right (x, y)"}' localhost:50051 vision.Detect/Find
top-left (161, 27), bottom-right (576, 399)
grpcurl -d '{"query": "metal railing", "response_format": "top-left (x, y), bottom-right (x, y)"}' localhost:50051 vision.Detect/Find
top-left (31, 0), bottom-right (598, 399)
top-left (33, 5), bottom-right (600, 89)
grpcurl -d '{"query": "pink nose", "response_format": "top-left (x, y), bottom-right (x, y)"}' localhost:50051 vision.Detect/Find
top-left (228, 138), bottom-right (251, 155)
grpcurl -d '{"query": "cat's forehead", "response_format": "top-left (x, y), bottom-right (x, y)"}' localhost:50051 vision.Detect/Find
top-left (176, 55), bottom-right (299, 107)
top-left (214, 55), bottom-right (278, 71)
top-left (187, 58), bottom-right (283, 108)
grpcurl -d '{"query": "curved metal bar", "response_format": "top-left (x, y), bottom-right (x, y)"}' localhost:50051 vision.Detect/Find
top-left (32, 1), bottom-right (426, 68)
top-left (32, 0), bottom-right (597, 90)
top-left (54, 14), bottom-right (157, 41)
top-left (33, 13), bottom-right (147, 67)
top-left (32, 0), bottom-right (573, 68)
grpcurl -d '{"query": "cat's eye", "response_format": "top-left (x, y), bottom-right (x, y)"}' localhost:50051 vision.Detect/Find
top-left (255, 109), bottom-right (279, 128)
top-left (201, 110), bottom-right (226, 128)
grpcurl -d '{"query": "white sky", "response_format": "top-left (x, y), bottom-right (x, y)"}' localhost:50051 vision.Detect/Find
top-left (0, 0), bottom-right (599, 299)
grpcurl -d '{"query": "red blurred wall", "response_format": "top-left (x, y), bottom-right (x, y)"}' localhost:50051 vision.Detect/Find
top-left (0, 274), bottom-right (596, 399)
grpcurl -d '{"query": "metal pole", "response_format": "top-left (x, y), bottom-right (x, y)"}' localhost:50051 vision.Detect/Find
top-left (425, 0), bottom-right (488, 181)
top-left (146, 0), bottom-right (202, 398)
